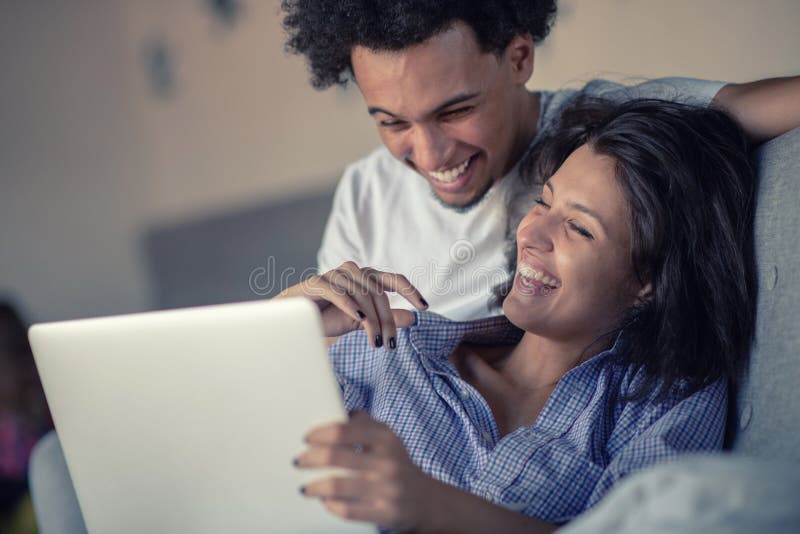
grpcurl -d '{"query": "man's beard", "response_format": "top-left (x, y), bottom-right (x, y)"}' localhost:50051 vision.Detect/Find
top-left (428, 178), bottom-right (496, 214)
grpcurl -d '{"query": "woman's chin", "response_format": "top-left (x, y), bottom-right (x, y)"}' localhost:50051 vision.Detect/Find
top-left (502, 291), bottom-right (545, 332)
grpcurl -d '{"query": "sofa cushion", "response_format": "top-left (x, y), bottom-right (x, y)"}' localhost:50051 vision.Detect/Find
top-left (556, 453), bottom-right (800, 534)
top-left (733, 127), bottom-right (800, 460)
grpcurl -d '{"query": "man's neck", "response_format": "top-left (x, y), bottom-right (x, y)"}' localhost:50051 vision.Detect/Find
top-left (502, 90), bottom-right (541, 178)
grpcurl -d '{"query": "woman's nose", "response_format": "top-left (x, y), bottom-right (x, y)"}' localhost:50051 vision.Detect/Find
top-left (517, 213), bottom-right (555, 252)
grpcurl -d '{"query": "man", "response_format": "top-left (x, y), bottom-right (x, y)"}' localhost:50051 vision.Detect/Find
top-left (281, 0), bottom-right (799, 329)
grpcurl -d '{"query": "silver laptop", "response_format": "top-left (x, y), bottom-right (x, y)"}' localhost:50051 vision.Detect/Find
top-left (29, 298), bottom-right (373, 534)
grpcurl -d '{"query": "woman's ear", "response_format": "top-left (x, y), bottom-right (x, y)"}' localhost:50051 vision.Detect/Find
top-left (635, 282), bottom-right (654, 304)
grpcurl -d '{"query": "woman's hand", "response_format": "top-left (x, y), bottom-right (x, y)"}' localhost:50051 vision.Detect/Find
top-left (297, 412), bottom-right (559, 534)
top-left (276, 262), bottom-right (428, 348)
top-left (295, 411), bottom-right (437, 531)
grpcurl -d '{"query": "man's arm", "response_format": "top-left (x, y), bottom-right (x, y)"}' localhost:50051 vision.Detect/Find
top-left (713, 75), bottom-right (800, 144)
top-left (591, 76), bottom-right (799, 145)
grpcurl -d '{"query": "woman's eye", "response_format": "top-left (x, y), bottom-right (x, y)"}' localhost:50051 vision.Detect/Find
top-left (534, 196), bottom-right (550, 208)
top-left (568, 222), bottom-right (594, 240)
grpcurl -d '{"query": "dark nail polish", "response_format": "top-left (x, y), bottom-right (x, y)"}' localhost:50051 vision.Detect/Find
top-left (356, 310), bottom-right (366, 320)
top-left (388, 337), bottom-right (396, 349)
top-left (420, 298), bottom-right (429, 308)
top-left (292, 457), bottom-right (299, 467)
top-left (299, 486), bottom-right (306, 495)
top-left (375, 335), bottom-right (383, 348)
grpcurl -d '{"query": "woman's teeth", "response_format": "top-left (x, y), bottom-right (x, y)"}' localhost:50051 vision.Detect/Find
top-left (430, 156), bottom-right (472, 183)
top-left (519, 265), bottom-right (561, 288)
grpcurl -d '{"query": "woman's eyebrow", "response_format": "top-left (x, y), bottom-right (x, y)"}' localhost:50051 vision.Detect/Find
top-left (545, 181), bottom-right (609, 232)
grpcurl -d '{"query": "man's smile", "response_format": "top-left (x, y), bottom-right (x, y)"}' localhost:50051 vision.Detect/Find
top-left (428, 155), bottom-right (476, 184)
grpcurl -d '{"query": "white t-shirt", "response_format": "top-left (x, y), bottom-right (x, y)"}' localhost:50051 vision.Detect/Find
top-left (317, 78), bottom-right (725, 320)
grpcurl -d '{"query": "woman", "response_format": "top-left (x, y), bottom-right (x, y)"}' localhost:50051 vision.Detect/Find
top-left (278, 99), bottom-right (756, 533)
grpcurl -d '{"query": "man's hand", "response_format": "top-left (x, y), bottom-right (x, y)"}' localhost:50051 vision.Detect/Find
top-left (275, 262), bottom-right (427, 349)
top-left (295, 411), bottom-right (437, 531)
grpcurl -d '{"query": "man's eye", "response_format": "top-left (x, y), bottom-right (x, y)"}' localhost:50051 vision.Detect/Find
top-left (379, 120), bottom-right (409, 130)
top-left (569, 222), bottom-right (594, 240)
top-left (534, 196), bottom-right (550, 208)
top-left (440, 106), bottom-right (474, 120)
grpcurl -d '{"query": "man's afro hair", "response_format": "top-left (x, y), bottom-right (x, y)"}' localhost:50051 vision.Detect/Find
top-left (282, 0), bottom-right (558, 89)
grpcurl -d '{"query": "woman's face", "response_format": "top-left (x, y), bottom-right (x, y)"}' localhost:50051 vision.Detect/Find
top-left (503, 144), bottom-right (646, 345)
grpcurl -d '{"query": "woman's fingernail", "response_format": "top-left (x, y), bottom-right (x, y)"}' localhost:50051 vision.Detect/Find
top-left (299, 486), bottom-right (306, 495)
top-left (420, 298), bottom-right (429, 308)
top-left (356, 310), bottom-right (366, 320)
top-left (292, 457), bottom-right (299, 467)
top-left (388, 337), bottom-right (396, 349)
top-left (375, 335), bottom-right (383, 347)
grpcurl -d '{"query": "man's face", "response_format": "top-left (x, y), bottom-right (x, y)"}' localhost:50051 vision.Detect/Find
top-left (351, 23), bottom-right (535, 209)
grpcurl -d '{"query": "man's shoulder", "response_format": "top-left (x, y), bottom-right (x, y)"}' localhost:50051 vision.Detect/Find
top-left (577, 77), bottom-right (725, 106)
top-left (535, 77), bottom-right (725, 138)
top-left (541, 77), bottom-right (722, 104)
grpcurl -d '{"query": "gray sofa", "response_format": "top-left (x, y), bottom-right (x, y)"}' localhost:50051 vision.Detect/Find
top-left (29, 128), bottom-right (800, 532)
top-left (144, 187), bottom-right (335, 309)
top-left (735, 126), bottom-right (800, 460)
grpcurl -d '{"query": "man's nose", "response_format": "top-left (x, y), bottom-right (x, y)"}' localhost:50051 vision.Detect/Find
top-left (408, 125), bottom-right (454, 172)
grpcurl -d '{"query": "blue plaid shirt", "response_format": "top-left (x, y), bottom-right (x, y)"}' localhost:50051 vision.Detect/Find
top-left (329, 312), bottom-right (727, 523)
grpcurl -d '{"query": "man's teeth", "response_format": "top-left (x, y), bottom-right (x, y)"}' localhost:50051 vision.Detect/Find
top-left (430, 157), bottom-right (471, 183)
top-left (519, 265), bottom-right (561, 288)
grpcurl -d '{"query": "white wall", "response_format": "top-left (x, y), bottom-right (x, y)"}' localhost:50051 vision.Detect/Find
top-left (118, 0), bottom-right (378, 224)
top-left (533, 0), bottom-right (800, 88)
top-left (0, 2), bottom-right (156, 321)
top-left (1, 0), bottom-right (799, 321)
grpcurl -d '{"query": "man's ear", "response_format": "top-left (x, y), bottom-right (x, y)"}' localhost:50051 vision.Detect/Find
top-left (505, 33), bottom-right (535, 84)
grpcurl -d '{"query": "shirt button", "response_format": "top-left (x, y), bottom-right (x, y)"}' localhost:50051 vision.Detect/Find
top-left (481, 431), bottom-right (492, 443)
top-left (740, 403), bottom-right (753, 430)
top-left (768, 266), bottom-right (778, 290)
top-left (482, 490), bottom-right (493, 502)
top-left (503, 501), bottom-right (528, 512)
top-left (459, 389), bottom-right (470, 400)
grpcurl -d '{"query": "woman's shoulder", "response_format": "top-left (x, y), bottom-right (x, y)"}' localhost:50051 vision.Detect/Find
top-left (327, 311), bottom-right (523, 379)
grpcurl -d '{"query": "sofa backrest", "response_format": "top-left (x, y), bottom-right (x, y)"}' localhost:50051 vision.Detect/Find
top-left (144, 188), bottom-right (336, 309)
top-left (733, 127), bottom-right (800, 461)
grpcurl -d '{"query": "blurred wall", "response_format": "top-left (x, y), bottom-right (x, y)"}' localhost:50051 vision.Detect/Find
top-left (1, 0), bottom-right (798, 322)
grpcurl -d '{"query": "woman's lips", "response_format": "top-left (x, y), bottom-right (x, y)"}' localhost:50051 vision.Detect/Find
top-left (514, 254), bottom-right (561, 297)
top-left (514, 270), bottom-right (558, 297)
top-left (518, 264), bottom-right (561, 288)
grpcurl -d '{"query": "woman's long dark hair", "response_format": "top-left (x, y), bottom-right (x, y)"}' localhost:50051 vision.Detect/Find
top-left (504, 98), bottom-right (757, 401)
